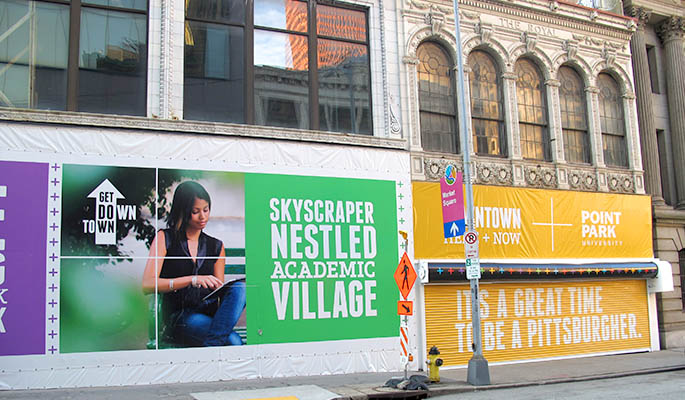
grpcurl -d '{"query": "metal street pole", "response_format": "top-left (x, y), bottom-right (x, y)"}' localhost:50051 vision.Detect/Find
top-left (452, 0), bottom-right (490, 386)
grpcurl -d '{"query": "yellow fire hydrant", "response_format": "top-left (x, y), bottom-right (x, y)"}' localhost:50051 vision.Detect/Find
top-left (426, 346), bottom-right (443, 382)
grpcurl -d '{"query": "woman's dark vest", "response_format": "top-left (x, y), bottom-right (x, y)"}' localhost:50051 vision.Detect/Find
top-left (159, 228), bottom-right (223, 319)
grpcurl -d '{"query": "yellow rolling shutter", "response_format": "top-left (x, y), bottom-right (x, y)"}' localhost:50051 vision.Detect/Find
top-left (425, 280), bottom-right (651, 366)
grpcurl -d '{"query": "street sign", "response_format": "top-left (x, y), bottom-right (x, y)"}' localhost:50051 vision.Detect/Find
top-left (397, 301), bottom-right (413, 316)
top-left (394, 252), bottom-right (417, 299)
top-left (440, 165), bottom-right (465, 238)
top-left (465, 259), bottom-right (481, 280)
top-left (464, 230), bottom-right (481, 279)
top-left (464, 231), bottom-right (479, 258)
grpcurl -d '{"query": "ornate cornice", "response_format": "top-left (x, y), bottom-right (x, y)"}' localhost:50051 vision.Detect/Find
top-left (0, 108), bottom-right (407, 150)
top-left (458, 0), bottom-right (635, 41)
top-left (657, 16), bottom-right (685, 44)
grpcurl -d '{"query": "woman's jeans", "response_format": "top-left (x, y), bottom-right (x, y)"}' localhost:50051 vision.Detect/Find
top-left (174, 280), bottom-right (246, 346)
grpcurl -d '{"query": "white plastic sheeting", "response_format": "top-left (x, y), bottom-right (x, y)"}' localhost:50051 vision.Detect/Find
top-left (0, 123), bottom-right (407, 180)
top-left (0, 121), bottom-right (411, 389)
top-left (0, 337), bottom-right (399, 389)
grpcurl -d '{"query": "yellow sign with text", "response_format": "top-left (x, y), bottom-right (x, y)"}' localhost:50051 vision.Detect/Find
top-left (413, 182), bottom-right (652, 259)
top-left (425, 280), bottom-right (650, 366)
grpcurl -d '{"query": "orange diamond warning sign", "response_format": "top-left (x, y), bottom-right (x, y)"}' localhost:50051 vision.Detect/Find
top-left (394, 252), bottom-right (417, 299)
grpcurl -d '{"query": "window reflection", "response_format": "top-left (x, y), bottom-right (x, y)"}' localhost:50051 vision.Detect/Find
top-left (417, 41), bottom-right (457, 153)
top-left (559, 66), bottom-right (590, 164)
top-left (186, 0), bottom-right (244, 24)
top-left (515, 58), bottom-right (550, 161)
top-left (183, 1), bottom-right (371, 134)
top-left (317, 4), bottom-right (366, 41)
top-left (255, 0), bottom-right (307, 32)
top-left (0, 0), bottom-right (69, 110)
top-left (78, 8), bottom-right (147, 115)
top-left (468, 50), bottom-right (505, 156)
top-left (598, 73), bottom-right (627, 167)
top-left (318, 40), bottom-right (370, 134)
top-left (185, 21), bottom-right (244, 123)
top-left (254, 30), bottom-right (309, 129)
top-left (83, 0), bottom-right (147, 11)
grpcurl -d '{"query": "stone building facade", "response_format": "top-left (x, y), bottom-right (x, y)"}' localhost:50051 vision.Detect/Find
top-left (624, 0), bottom-right (685, 348)
top-left (399, 0), bottom-right (644, 194)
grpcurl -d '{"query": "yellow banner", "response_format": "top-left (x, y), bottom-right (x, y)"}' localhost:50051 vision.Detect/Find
top-left (413, 182), bottom-right (653, 259)
top-left (425, 280), bottom-right (651, 366)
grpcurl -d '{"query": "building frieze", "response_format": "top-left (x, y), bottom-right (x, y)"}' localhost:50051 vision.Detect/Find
top-left (415, 153), bottom-right (639, 194)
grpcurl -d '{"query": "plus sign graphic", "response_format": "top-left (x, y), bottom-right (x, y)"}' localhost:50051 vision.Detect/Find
top-left (531, 197), bottom-right (573, 252)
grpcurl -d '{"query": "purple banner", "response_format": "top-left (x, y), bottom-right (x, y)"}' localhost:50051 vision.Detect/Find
top-left (0, 161), bottom-right (48, 356)
top-left (440, 165), bottom-right (465, 238)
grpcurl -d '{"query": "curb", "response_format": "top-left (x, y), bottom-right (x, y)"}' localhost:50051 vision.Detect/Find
top-left (331, 364), bottom-right (685, 399)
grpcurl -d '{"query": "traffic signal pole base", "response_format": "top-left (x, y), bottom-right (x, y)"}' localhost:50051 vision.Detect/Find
top-left (467, 355), bottom-right (490, 386)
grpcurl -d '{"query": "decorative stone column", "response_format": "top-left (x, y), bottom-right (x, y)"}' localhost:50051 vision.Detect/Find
top-left (626, 7), bottom-right (664, 203)
top-left (586, 86), bottom-right (606, 169)
top-left (658, 17), bottom-right (685, 209)
top-left (502, 72), bottom-right (520, 160)
top-left (402, 56), bottom-right (421, 150)
top-left (545, 78), bottom-right (562, 162)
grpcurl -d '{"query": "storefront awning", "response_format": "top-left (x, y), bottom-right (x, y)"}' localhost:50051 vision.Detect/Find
top-left (426, 261), bottom-right (658, 282)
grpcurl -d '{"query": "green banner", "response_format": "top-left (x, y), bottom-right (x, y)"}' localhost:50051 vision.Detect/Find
top-left (245, 174), bottom-right (399, 344)
top-left (59, 165), bottom-right (398, 352)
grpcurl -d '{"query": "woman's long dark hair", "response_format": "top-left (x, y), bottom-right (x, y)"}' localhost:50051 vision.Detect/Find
top-left (166, 181), bottom-right (211, 236)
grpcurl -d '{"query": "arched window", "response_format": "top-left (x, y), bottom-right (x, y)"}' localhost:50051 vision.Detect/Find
top-left (559, 66), bottom-right (590, 164)
top-left (468, 50), bottom-right (506, 156)
top-left (598, 73), bottom-right (628, 167)
top-left (515, 58), bottom-right (550, 161)
top-left (417, 41), bottom-right (457, 153)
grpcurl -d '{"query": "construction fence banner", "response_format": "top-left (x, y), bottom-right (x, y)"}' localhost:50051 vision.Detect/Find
top-left (0, 123), bottom-right (412, 388)
top-left (424, 279), bottom-right (651, 366)
top-left (413, 182), bottom-right (653, 259)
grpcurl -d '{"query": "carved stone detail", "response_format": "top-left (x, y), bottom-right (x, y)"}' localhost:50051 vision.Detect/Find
top-left (423, 158), bottom-right (463, 181)
top-left (607, 173), bottom-right (635, 193)
top-left (476, 162), bottom-right (513, 185)
top-left (522, 32), bottom-right (538, 53)
top-left (601, 47), bottom-right (616, 68)
top-left (524, 165), bottom-right (557, 188)
top-left (425, 6), bottom-right (445, 35)
top-left (474, 23), bottom-right (493, 44)
top-left (568, 170), bottom-right (598, 191)
top-left (562, 40), bottom-right (578, 60)
top-left (624, 7), bottom-right (651, 30)
top-left (657, 17), bottom-right (685, 44)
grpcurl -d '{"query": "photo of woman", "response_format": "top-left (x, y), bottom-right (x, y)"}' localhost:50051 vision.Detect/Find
top-left (142, 181), bottom-right (246, 347)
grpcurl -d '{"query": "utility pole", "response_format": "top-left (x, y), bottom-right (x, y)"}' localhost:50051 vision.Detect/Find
top-left (452, 0), bottom-right (490, 386)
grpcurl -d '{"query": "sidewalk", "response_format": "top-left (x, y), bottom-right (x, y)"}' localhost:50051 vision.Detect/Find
top-left (2, 349), bottom-right (684, 399)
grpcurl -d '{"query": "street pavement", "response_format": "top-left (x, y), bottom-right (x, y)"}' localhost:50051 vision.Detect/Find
top-left (1, 348), bottom-right (684, 399)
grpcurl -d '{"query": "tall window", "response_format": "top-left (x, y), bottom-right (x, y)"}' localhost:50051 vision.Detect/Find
top-left (417, 41), bottom-right (457, 153)
top-left (598, 73), bottom-right (628, 167)
top-left (559, 66), bottom-right (590, 164)
top-left (184, 0), bottom-right (372, 135)
top-left (184, 0), bottom-right (245, 123)
top-left (0, 0), bottom-right (147, 115)
top-left (468, 50), bottom-right (505, 156)
top-left (515, 58), bottom-right (550, 161)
